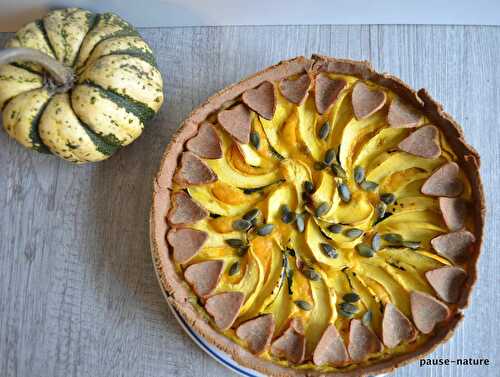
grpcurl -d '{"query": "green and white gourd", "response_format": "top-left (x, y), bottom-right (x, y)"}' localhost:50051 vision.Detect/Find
top-left (0, 8), bottom-right (164, 163)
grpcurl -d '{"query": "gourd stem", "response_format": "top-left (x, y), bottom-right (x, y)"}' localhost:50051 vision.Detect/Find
top-left (0, 47), bottom-right (74, 87)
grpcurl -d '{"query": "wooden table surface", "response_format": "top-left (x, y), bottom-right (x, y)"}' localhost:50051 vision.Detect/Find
top-left (0, 25), bottom-right (499, 377)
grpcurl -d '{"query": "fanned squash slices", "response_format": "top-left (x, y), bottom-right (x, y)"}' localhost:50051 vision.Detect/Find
top-left (150, 55), bottom-right (485, 377)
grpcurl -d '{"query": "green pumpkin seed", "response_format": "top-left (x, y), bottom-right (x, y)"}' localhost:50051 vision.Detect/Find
top-left (354, 166), bottom-right (365, 184)
top-left (243, 208), bottom-right (260, 221)
top-left (338, 308), bottom-right (353, 317)
top-left (318, 122), bottom-right (330, 140)
top-left (281, 204), bottom-right (291, 215)
top-left (380, 193), bottom-right (396, 205)
top-left (360, 180), bottom-right (379, 192)
top-left (331, 163), bottom-right (347, 178)
top-left (344, 228), bottom-right (363, 239)
top-left (295, 300), bottom-right (313, 311)
top-left (343, 293), bottom-right (360, 303)
top-left (340, 302), bottom-right (358, 314)
top-left (303, 181), bottom-right (314, 193)
top-left (315, 202), bottom-right (329, 217)
top-left (229, 261), bottom-right (240, 276)
top-left (402, 241), bottom-right (421, 250)
top-left (256, 223), bottom-right (274, 236)
top-left (356, 243), bottom-right (375, 257)
top-left (324, 149), bottom-right (337, 165)
top-left (362, 310), bottom-right (373, 326)
top-left (303, 268), bottom-right (321, 281)
top-left (371, 233), bottom-right (382, 251)
top-left (375, 202), bottom-right (387, 219)
top-left (382, 233), bottom-right (403, 244)
top-left (320, 243), bottom-right (338, 258)
top-left (314, 161), bottom-right (327, 171)
top-left (301, 192), bottom-right (312, 205)
top-left (281, 205), bottom-right (295, 224)
top-left (295, 214), bottom-right (305, 233)
top-left (232, 219), bottom-right (252, 231)
top-left (237, 245), bottom-right (250, 257)
top-left (328, 223), bottom-right (343, 234)
top-left (225, 238), bottom-right (244, 248)
top-left (250, 131), bottom-right (260, 149)
top-left (282, 212), bottom-right (296, 224)
top-left (338, 183), bottom-right (351, 203)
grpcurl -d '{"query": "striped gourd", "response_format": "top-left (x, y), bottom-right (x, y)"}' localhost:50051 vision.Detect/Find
top-left (0, 8), bottom-right (164, 163)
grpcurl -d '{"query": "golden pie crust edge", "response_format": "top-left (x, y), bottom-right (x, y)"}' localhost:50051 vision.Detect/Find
top-left (149, 55), bottom-right (485, 377)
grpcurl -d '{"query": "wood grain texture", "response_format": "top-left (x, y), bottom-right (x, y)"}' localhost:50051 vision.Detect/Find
top-left (0, 25), bottom-right (499, 377)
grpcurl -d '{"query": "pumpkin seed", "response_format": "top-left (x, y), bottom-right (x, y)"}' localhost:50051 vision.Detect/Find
top-left (403, 241), bottom-right (421, 250)
top-left (303, 180), bottom-right (314, 193)
top-left (340, 302), bottom-right (358, 314)
top-left (229, 261), bottom-right (240, 276)
top-left (356, 243), bottom-right (375, 257)
top-left (338, 183), bottom-right (351, 203)
top-left (331, 163), bottom-right (347, 178)
top-left (343, 293), bottom-right (360, 303)
top-left (315, 202), bottom-right (329, 217)
top-left (256, 223), bottom-right (274, 236)
top-left (360, 180), bottom-right (379, 192)
top-left (382, 233), bottom-right (403, 244)
top-left (301, 192), bottom-right (312, 205)
top-left (314, 161), bottom-right (327, 171)
top-left (320, 243), bottom-right (338, 258)
top-left (282, 211), bottom-right (296, 224)
top-left (243, 208), bottom-right (260, 222)
top-left (281, 204), bottom-right (291, 215)
top-left (324, 149), bottom-right (336, 165)
top-left (237, 245), bottom-right (250, 257)
top-left (303, 268), bottom-right (321, 281)
top-left (354, 166), bottom-right (365, 184)
top-left (338, 308), bottom-right (353, 317)
top-left (328, 223), bottom-right (343, 234)
top-left (371, 233), bottom-right (382, 251)
top-left (232, 219), bottom-right (252, 231)
top-left (344, 228), bottom-right (363, 239)
top-left (375, 202), bottom-right (387, 219)
top-left (318, 122), bottom-right (330, 140)
top-left (281, 205), bottom-right (295, 224)
top-left (362, 310), bottom-right (373, 326)
top-left (225, 238), bottom-right (244, 248)
top-left (380, 193), bottom-right (396, 205)
top-left (295, 214), bottom-right (305, 232)
top-left (295, 300), bottom-right (313, 311)
top-left (250, 131), bottom-right (260, 149)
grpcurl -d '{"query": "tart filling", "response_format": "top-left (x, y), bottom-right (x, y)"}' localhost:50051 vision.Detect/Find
top-left (152, 56), bottom-right (483, 376)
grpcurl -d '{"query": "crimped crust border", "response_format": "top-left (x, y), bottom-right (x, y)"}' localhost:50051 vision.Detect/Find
top-left (150, 55), bottom-right (486, 377)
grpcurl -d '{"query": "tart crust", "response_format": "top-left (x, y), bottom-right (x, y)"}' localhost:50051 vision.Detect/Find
top-left (150, 55), bottom-right (485, 377)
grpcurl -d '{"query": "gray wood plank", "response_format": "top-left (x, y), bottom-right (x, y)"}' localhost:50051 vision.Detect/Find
top-left (0, 25), bottom-right (498, 377)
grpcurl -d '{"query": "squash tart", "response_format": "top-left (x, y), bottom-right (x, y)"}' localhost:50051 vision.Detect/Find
top-left (150, 55), bottom-right (485, 376)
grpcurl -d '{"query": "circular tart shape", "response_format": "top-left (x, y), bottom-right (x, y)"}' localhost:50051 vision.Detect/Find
top-left (151, 56), bottom-right (485, 377)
